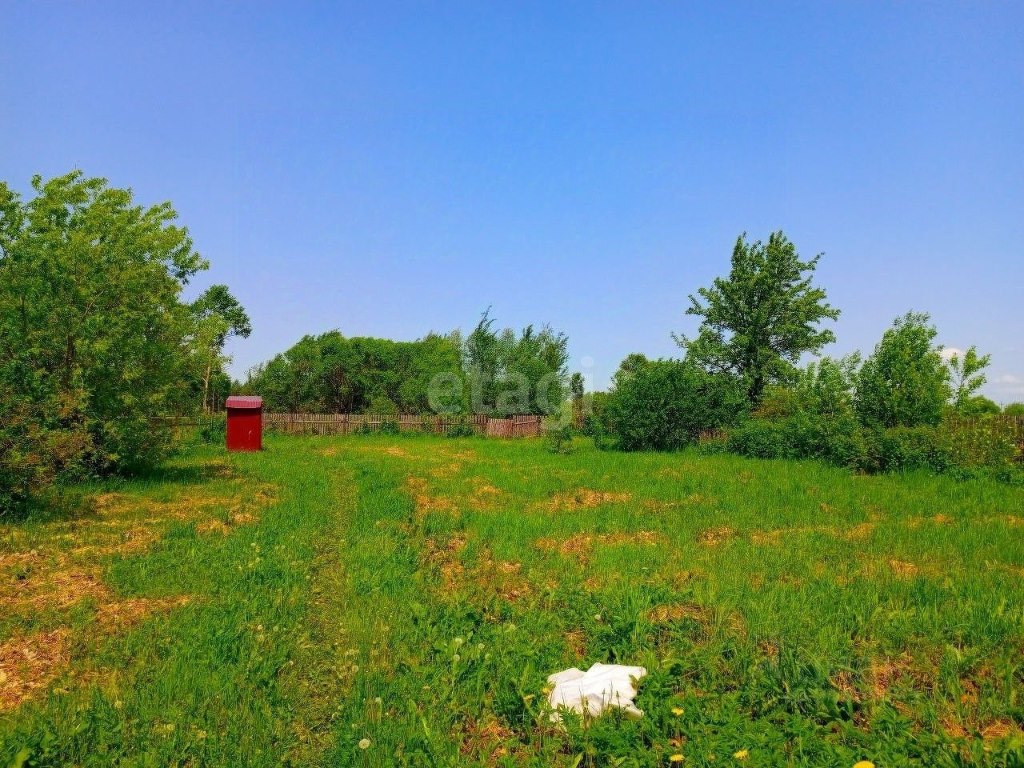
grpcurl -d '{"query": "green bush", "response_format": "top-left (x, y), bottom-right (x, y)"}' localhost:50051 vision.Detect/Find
top-left (866, 426), bottom-right (953, 474)
top-left (544, 422), bottom-right (574, 454)
top-left (605, 360), bottom-right (745, 451)
top-left (727, 419), bottom-right (790, 459)
top-left (956, 395), bottom-right (1001, 417)
top-left (580, 391), bottom-right (609, 437)
top-left (727, 414), bottom-right (859, 466)
top-left (1, 172), bottom-right (213, 514)
top-left (728, 414), bottom-right (1021, 481)
top-left (199, 415), bottom-right (227, 444)
top-left (446, 421), bottom-right (476, 438)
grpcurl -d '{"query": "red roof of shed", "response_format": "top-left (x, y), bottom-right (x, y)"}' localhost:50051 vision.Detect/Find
top-left (225, 396), bottom-right (263, 409)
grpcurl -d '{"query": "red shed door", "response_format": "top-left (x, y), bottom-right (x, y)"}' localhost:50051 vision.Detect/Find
top-left (225, 397), bottom-right (263, 452)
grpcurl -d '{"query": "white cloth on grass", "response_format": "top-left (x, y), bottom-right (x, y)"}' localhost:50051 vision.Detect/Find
top-left (547, 663), bottom-right (647, 721)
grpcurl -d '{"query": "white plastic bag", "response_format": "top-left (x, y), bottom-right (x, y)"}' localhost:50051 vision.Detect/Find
top-left (547, 663), bottom-right (647, 721)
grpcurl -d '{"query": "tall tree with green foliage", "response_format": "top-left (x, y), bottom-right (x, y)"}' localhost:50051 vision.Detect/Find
top-left (190, 284), bottom-right (251, 412)
top-left (856, 312), bottom-right (951, 428)
top-left (611, 353), bottom-right (651, 390)
top-left (947, 346), bottom-right (991, 413)
top-left (463, 310), bottom-right (569, 416)
top-left (0, 171), bottom-right (209, 512)
top-left (679, 231), bottom-right (839, 405)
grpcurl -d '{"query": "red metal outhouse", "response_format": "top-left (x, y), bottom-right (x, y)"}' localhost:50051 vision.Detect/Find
top-left (225, 396), bottom-right (263, 452)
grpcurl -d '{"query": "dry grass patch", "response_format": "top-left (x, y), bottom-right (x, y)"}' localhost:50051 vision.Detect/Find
top-left (66, 525), bottom-right (162, 558)
top-left (888, 559), bottom-right (920, 578)
top-left (196, 506), bottom-right (263, 535)
top-left (980, 720), bottom-right (1020, 742)
top-left (91, 483), bottom-right (275, 531)
top-left (564, 629), bottom-right (587, 659)
top-left (648, 603), bottom-right (710, 625)
top-left (405, 476), bottom-right (458, 516)
top-left (459, 715), bottom-right (517, 762)
top-left (830, 669), bottom-right (859, 702)
top-left (0, 559), bottom-right (110, 613)
top-left (842, 522), bottom-right (877, 541)
top-left (431, 462), bottom-right (463, 478)
top-left (0, 628), bottom-right (70, 711)
top-left (545, 488), bottom-right (631, 512)
top-left (423, 534), bottom-right (468, 592)
top-left (0, 473), bottom-right (272, 710)
top-left (0, 593), bottom-right (192, 712)
top-left (94, 596), bottom-right (193, 631)
top-left (906, 513), bottom-right (956, 529)
top-left (477, 558), bottom-right (533, 602)
top-left (535, 530), bottom-right (663, 560)
top-left (468, 480), bottom-right (504, 509)
top-left (697, 526), bottom-right (736, 546)
top-left (750, 522), bottom-right (876, 545)
top-left (864, 653), bottom-right (937, 699)
top-left (422, 536), bottom-right (533, 602)
top-left (750, 529), bottom-right (786, 546)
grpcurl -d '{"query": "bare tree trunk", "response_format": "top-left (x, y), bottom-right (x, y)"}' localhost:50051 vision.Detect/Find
top-left (202, 360), bottom-right (212, 414)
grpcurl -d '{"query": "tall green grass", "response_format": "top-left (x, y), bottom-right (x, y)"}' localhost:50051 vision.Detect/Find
top-left (1, 435), bottom-right (1022, 766)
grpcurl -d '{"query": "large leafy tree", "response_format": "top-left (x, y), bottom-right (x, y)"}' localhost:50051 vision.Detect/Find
top-left (679, 232), bottom-right (839, 405)
top-left (190, 284), bottom-right (251, 412)
top-left (463, 310), bottom-right (569, 415)
top-left (0, 171), bottom-right (208, 511)
top-left (856, 312), bottom-right (951, 428)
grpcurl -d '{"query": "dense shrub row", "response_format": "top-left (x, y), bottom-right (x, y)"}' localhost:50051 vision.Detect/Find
top-left (598, 312), bottom-right (1022, 481)
top-left (727, 417), bottom-right (1021, 480)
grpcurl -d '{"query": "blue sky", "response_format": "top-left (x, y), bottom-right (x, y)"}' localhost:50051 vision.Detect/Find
top-left (2, 2), bottom-right (1022, 399)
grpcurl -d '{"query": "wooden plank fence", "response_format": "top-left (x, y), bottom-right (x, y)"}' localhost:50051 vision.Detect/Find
top-left (154, 413), bottom-right (1024, 447)
top-left (261, 413), bottom-right (544, 438)
top-left (946, 415), bottom-right (1024, 453)
top-left (947, 414), bottom-right (1024, 437)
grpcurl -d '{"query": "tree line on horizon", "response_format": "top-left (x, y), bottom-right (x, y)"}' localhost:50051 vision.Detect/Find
top-left (238, 310), bottom-right (570, 417)
top-left (2, 170), bottom-right (1020, 514)
top-left (594, 231), bottom-right (1022, 479)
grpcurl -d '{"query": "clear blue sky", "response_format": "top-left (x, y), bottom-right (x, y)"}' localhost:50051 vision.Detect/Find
top-left (3, 2), bottom-right (1022, 400)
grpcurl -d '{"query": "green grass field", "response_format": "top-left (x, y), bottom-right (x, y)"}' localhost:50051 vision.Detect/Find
top-left (2, 435), bottom-right (1023, 766)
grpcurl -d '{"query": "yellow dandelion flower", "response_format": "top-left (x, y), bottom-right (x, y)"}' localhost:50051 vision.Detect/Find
top-left (734, 749), bottom-right (749, 760)
top-left (672, 707), bottom-right (684, 716)
top-left (853, 762), bottom-right (874, 768)
top-left (669, 755), bottom-right (684, 763)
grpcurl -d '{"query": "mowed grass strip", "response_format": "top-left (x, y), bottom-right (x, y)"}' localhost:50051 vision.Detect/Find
top-left (0, 442), bottom-right (356, 766)
top-left (2, 434), bottom-right (1023, 766)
